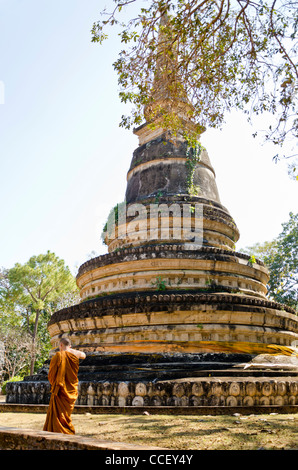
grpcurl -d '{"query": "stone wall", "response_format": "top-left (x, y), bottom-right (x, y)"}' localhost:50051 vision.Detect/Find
top-left (6, 375), bottom-right (298, 408)
top-left (6, 381), bottom-right (51, 404)
top-left (76, 378), bottom-right (298, 408)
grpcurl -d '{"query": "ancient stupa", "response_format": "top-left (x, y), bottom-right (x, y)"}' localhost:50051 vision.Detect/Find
top-left (7, 16), bottom-right (298, 407)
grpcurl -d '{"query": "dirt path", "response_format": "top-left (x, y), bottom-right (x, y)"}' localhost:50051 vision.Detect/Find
top-left (0, 410), bottom-right (297, 450)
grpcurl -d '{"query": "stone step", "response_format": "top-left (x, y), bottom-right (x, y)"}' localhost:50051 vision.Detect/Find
top-left (1, 403), bottom-right (298, 416)
top-left (0, 425), bottom-right (166, 450)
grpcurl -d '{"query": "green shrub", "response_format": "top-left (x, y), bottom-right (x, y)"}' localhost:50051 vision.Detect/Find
top-left (1, 375), bottom-right (23, 394)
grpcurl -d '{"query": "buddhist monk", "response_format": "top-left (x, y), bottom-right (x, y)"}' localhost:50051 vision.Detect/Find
top-left (43, 338), bottom-right (86, 434)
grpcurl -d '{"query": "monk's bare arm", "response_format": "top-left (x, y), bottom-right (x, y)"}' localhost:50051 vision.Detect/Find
top-left (69, 348), bottom-right (86, 360)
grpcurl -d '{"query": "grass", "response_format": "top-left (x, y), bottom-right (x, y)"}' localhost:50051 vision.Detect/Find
top-left (0, 411), bottom-right (298, 450)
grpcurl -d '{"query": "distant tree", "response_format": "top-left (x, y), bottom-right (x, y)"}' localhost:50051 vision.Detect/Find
top-left (92, 0), bottom-right (298, 176)
top-left (241, 212), bottom-right (298, 311)
top-left (0, 325), bottom-right (33, 380)
top-left (0, 268), bottom-right (20, 329)
top-left (0, 251), bottom-right (79, 375)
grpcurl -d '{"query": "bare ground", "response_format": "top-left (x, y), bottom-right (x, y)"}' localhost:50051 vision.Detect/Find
top-left (0, 409), bottom-right (298, 450)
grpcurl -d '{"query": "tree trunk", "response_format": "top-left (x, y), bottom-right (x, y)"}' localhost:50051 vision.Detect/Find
top-left (29, 309), bottom-right (40, 375)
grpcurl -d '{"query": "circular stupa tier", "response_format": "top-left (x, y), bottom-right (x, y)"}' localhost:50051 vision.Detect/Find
top-left (48, 289), bottom-right (298, 359)
top-left (126, 137), bottom-right (221, 205)
top-left (77, 246), bottom-right (268, 301)
top-left (106, 198), bottom-right (239, 253)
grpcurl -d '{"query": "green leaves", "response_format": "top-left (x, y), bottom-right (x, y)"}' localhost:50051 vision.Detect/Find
top-left (242, 212), bottom-right (298, 311)
top-left (8, 251), bottom-right (76, 310)
top-left (92, 0), bottom-right (297, 165)
top-left (0, 251), bottom-right (79, 375)
top-left (185, 139), bottom-right (203, 195)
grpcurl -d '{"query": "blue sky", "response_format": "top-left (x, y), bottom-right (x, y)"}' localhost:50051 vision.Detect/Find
top-left (0, 0), bottom-right (297, 275)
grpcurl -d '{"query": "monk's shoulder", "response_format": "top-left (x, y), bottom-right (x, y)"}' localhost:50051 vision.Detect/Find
top-left (68, 349), bottom-right (86, 360)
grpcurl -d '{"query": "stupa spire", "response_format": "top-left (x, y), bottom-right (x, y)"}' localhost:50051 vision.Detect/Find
top-left (135, 11), bottom-right (196, 146)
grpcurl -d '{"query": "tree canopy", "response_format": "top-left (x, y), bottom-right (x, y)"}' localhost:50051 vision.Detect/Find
top-left (92, 0), bottom-right (297, 175)
top-left (0, 251), bottom-right (79, 377)
top-left (241, 212), bottom-right (298, 311)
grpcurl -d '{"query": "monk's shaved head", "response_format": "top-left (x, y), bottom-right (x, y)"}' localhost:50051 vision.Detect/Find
top-left (59, 338), bottom-right (71, 347)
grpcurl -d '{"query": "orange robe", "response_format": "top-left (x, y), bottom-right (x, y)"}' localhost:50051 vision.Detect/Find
top-left (43, 351), bottom-right (79, 434)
